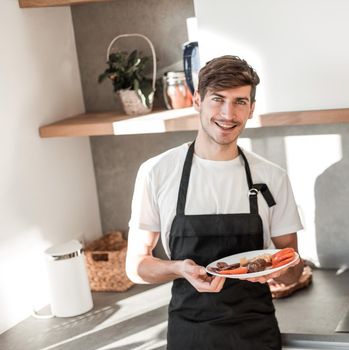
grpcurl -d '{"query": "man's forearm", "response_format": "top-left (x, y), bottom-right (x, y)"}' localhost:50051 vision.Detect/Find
top-left (126, 255), bottom-right (183, 284)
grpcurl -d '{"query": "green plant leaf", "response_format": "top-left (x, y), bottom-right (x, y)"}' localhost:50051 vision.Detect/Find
top-left (127, 50), bottom-right (138, 66)
top-left (138, 79), bottom-right (154, 108)
top-left (133, 78), bottom-right (140, 92)
top-left (98, 72), bottom-right (109, 83)
top-left (99, 47), bottom-right (154, 108)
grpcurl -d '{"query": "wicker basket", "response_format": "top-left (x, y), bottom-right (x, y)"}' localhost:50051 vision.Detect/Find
top-left (84, 231), bottom-right (133, 292)
top-left (106, 33), bottom-right (157, 116)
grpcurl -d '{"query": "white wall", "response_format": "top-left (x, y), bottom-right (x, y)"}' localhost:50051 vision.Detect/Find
top-left (0, 1), bottom-right (101, 333)
top-left (194, 0), bottom-right (349, 267)
top-left (194, 0), bottom-right (349, 115)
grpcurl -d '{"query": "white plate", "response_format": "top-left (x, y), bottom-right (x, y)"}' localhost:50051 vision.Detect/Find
top-left (206, 249), bottom-right (299, 279)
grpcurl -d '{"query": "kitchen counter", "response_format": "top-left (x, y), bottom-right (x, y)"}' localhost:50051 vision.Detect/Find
top-left (275, 268), bottom-right (349, 349)
top-left (1, 269), bottom-right (348, 349)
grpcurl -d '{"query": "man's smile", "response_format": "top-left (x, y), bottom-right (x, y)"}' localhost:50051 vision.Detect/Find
top-left (214, 120), bottom-right (239, 130)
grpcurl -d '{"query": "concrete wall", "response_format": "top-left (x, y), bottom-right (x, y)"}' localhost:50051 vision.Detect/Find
top-left (72, 0), bottom-right (195, 257)
top-left (0, 1), bottom-right (101, 334)
top-left (71, 0), bottom-right (195, 112)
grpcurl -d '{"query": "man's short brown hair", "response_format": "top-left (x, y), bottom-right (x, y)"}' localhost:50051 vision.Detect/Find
top-left (198, 55), bottom-right (260, 102)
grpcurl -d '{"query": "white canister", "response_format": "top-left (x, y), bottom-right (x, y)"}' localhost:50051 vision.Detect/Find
top-left (44, 240), bottom-right (93, 317)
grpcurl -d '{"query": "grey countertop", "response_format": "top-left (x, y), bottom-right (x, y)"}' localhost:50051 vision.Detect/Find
top-left (1, 269), bottom-right (348, 350)
top-left (275, 268), bottom-right (349, 348)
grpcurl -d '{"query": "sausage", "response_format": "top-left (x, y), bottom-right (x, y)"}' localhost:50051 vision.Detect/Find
top-left (216, 262), bottom-right (229, 269)
top-left (247, 258), bottom-right (268, 273)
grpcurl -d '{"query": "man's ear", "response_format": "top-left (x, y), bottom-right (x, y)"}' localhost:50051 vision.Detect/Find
top-left (193, 90), bottom-right (201, 112)
top-left (249, 102), bottom-right (256, 119)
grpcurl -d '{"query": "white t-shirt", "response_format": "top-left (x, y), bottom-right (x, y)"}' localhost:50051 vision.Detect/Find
top-left (129, 143), bottom-right (303, 258)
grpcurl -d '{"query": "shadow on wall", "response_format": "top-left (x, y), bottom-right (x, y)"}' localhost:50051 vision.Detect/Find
top-left (315, 134), bottom-right (349, 269)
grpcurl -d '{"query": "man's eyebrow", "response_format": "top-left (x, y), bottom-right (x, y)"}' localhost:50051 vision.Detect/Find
top-left (236, 96), bottom-right (250, 101)
top-left (211, 93), bottom-right (250, 101)
top-left (211, 92), bottom-right (225, 98)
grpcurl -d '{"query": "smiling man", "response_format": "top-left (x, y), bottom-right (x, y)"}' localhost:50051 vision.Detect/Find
top-left (126, 55), bottom-right (304, 350)
top-left (195, 85), bottom-right (253, 159)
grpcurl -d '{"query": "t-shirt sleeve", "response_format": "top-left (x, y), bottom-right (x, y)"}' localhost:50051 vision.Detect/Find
top-left (270, 172), bottom-right (303, 237)
top-left (128, 162), bottom-right (161, 232)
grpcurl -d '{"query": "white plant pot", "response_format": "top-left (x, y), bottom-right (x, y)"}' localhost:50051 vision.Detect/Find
top-left (117, 89), bottom-right (152, 116)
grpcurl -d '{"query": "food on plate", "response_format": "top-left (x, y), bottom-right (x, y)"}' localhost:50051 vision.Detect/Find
top-left (207, 262), bottom-right (240, 273)
top-left (271, 248), bottom-right (295, 268)
top-left (239, 257), bottom-right (249, 267)
top-left (218, 266), bottom-right (248, 275)
top-left (247, 258), bottom-right (270, 273)
top-left (244, 253), bottom-right (272, 273)
top-left (210, 248), bottom-right (296, 275)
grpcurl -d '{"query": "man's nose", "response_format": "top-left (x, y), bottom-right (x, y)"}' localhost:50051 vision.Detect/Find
top-left (221, 102), bottom-right (235, 118)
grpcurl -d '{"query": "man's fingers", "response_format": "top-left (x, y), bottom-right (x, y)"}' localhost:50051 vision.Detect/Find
top-left (192, 278), bottom-right (212, 290)
top-left (188, 266), bottom-right (206, 277)
top-left (184, 260), bottom-right (207, 276)
top-left (189, 275), bottom-right (226, 293)
top-left (199, 266), bottom-right (208, 275)
top-left (204, 275), bottom-right (214, 283)
top-left (182, 260), bottom-right (226, 292)
top-left (209, 276), bottom-right (225, 290)
top-left (216, 276), bottom-right (226, 291)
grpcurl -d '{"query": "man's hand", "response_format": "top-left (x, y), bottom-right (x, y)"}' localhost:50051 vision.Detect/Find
top-left (126, 228), bottom-right (226, 289)
top-left (244, 232), bottom-right (304, 284)
top-left (244, 253), bottom-right (300, 284)
top-left (180, 259), bottom-right (226, 293)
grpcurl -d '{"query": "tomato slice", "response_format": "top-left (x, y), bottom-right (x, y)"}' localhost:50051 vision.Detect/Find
top-left (272, 252), bottom-right (295, 267)
top-left (273, 256), bottom-right (295, 268)
top-left (272, 247), bottom-right (294, 259)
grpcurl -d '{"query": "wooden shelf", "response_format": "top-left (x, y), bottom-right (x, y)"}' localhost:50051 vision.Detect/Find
top-left (39, 107), bottom-right (199, 138)
top-left (39, 107), bottom-right (349, 138)
top-left (259, 108), bottom-right (349, 127)
top-left (18, 0), bottom-right (111, 8)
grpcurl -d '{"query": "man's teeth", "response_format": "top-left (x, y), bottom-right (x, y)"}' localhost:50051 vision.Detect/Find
top-left (215, 121), bottom-right (235, 129)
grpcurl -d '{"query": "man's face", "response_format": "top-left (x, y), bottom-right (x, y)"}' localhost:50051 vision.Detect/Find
top-left (194, 85), bottom-right (255, 147)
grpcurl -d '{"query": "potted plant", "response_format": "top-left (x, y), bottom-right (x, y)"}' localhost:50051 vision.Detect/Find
top-left (98, 34), bottom-right (157, 116)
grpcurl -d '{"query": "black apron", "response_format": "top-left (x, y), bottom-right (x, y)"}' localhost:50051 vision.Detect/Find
top-left (167, 141), bottom-right (281, 350)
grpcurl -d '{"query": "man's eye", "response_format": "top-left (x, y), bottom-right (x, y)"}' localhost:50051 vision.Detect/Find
top-left (236, 100), bottom-right (247, 105)
top-left (212, 97), bottom-right (223, 102)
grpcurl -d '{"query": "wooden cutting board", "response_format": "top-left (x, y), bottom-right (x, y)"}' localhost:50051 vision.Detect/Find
top-left (269, 266), bottom-right (313, 299)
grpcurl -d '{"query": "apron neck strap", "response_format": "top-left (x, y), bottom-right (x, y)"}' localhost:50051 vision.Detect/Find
top-left (176, 142), bottom-right (276, 215)
top-left (176, 141), bottom-right (195, 215)
top-left (239, 147), bottom-right (276, 213)
top-left (238, 146), bottom-right (253, 188)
